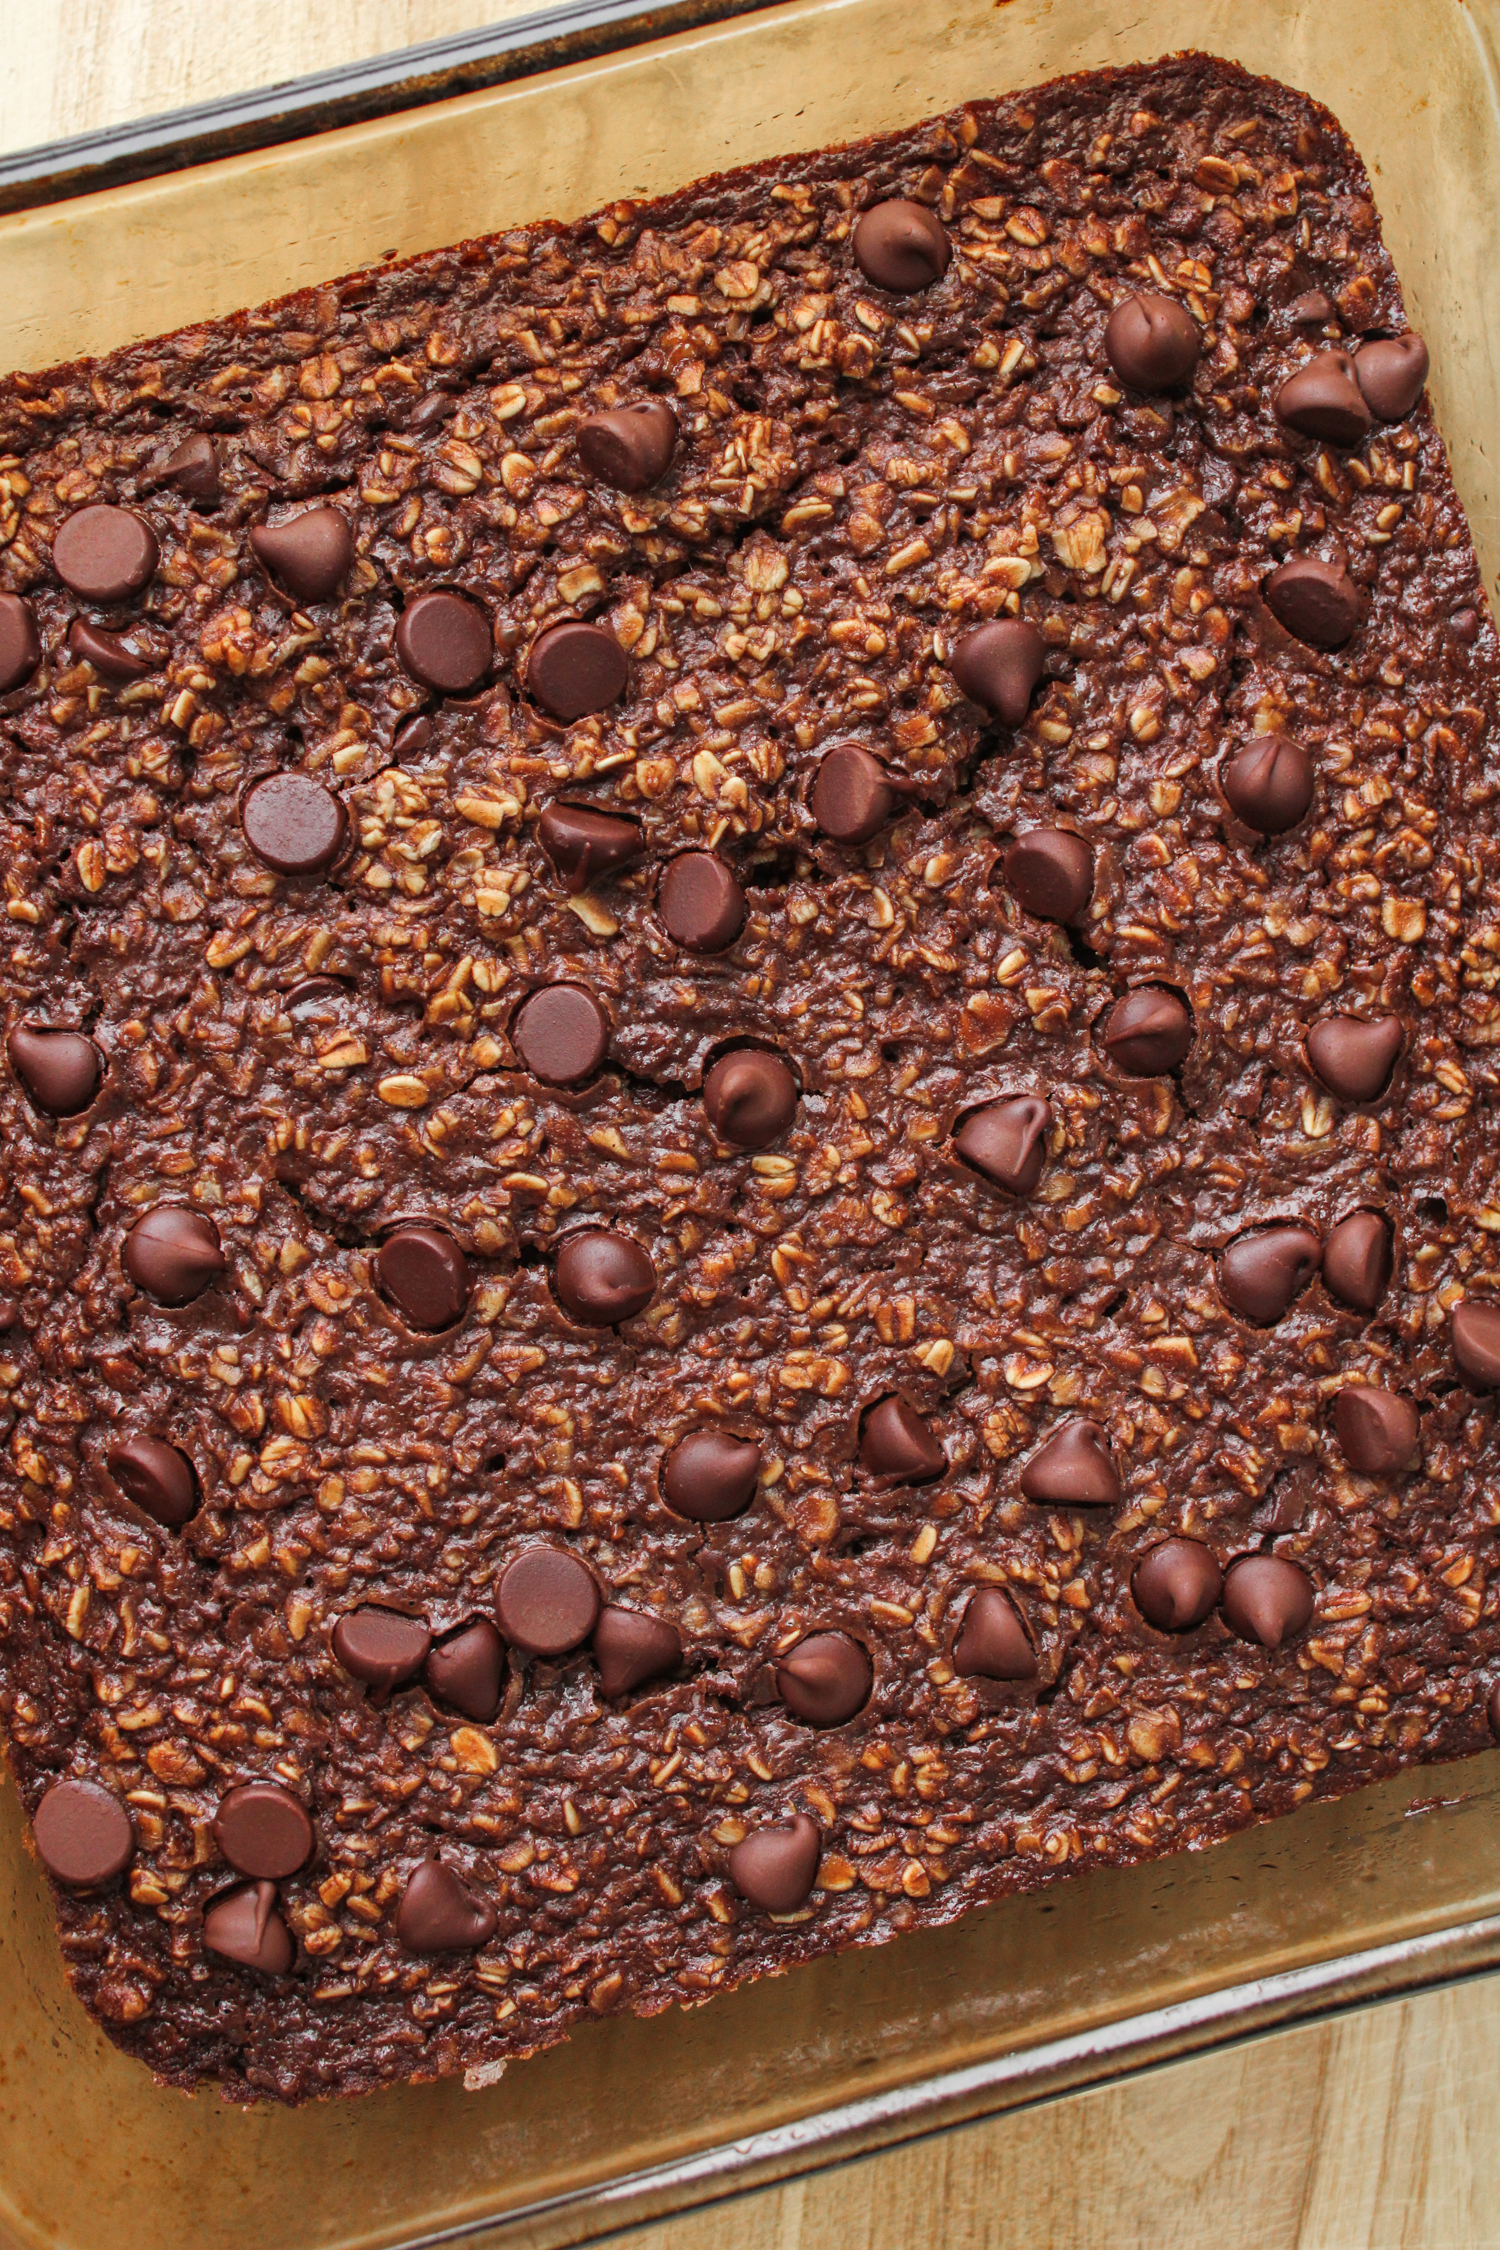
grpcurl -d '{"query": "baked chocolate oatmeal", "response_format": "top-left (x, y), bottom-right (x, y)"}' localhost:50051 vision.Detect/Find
top-left (0, 47), bottom-right (1495, 2103)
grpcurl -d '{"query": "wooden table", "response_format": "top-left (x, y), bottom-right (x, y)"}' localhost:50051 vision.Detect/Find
top-left (8, 7), bottom-right (1499, 2246)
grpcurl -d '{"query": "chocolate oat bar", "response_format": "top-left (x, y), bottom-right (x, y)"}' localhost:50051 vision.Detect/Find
top-left (0, 48), bottom-right (1495, 2102)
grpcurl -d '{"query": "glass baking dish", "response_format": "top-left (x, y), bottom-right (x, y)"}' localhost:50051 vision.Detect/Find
top-left (1, 0), bottom-right (1498, 2242)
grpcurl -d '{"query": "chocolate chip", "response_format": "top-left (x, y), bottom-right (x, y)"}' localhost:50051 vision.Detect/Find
top-left (526, 620), bottom-right (627, 721)
top-left (7, 1023), bottom-right (101, 1116)
top-left (728, 1813), bottom-right (821, 1913)
top-left (1019, 1418), bottom-right (1121, 1506)
top-left (424, 1620), bottom-right (506, 1722)
top-left (1132, 1539), bottom-right (1223, 1631)
top-left (33, 1779), bottom-right (132, 1886)
top-left (284, 976), bottom-right (348, 1021)
top-left (953, 1095), bottom-right (1051, 1196)
top-left (241, 771), bottom-right (347, 875)
top-left (1354, 332), bottom-right (1429, 422)
top-left (1334, 1384), bottom-right (1419, 1477)
top-left (1322, 1210), bottom-right (1393, 1313)
top-left (949, 619), bottom-right (1047, 726)
top-left (1452, 609), bottom-right (1481, 647)
top-left (810, 744), bottom-right (894, 844)
top-left (858, 1396), bottom-right (945, 1483)
top-left (67, 617), bottom-right (154, 682)
top-left (1219, 1224), bottom-right (1321, 1325)
top-left (1002, 828), bottom-right (1093, 923)
top-left (395, 589), bottom-right (492, 694)
top-left (511, 984), bottom-right (609, 1085)
top-left (1264, 555), bottom-right (1362, 649)
top-left (0, 593), bottom-right (40, 693)
top-left (203, 1880), bottom-right (294, 1973)
top-left (1306, 1013), bottom-right (1403, 1102)
top-left (1103, 292), bottom-right (1202, 390)
top-left (702, 1049), bottom-right (799, 1149)
top-left (659, 852), bottom-right (746, 951)
top-left (851, 200), bottom-right (951, 292)
top-left (393, 714), bottom-right (433, 756)
top-left (375, 1224), bottom-right (470, 1332)
top-left (1453, 1301), bottom-right (1500, 1389)
top-left (1220, 737), bottom-right (1315, 835)
top-left (1274, 349), bottom-right (1372, 445)
top-left (123, 1207), bottom-right (226, 1306)
top-left (1287, 290), bottom-right (1336, 328)
top-left (554, 1229), bottom-right (656, 1325)
top-left (577, 400), bottom-right (678, 491)
top-left (407, 390), bottom-right (458, 434)
top-left (332, 1606), bottom-right (431, 1693)
top-left (776, 1632), bottom-right (872, 1726)
top-left (496, 1547), bottom-right (599, 1654)
top-left (53, 505), bottom-right (158, 602)
top-left (662, 1428), bottom-right (761, 1521)
top-left (157, 432), bottom-right (220, 502)
top-left (1221, 1555), bottom-right (1315, 1649)
top-left (952, 1588), bottom-right (1037, 1680)
top-left (593, 1606), bottom-right (681, 1696)
top-left (396, 1858), bottom-right (497, 1955)
top-left (213, 1784), bottom-right (314, 1880)
top-left (538, 803), bottom-right (644, 892)
top-left (1101, 986), bottom-right (1193, 1075)
top-left (249, 507), bottom-right (353, 602)
top-left (107, 1436), bottom-right (198, 1527)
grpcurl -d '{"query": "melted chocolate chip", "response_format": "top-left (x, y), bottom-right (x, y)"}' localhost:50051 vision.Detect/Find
top-left (949, 619), bottom-right (1046, 726)
top-left (526, 620), bottom-right (627, 721)
top-left (393, 714), bottom-right (433, 756)
top-left (512, 984), bottom-right (609, 1085)
top-left (1334, 1384), bottom-right (1419, 1477)
top-left (1287, 290), bottom-right (1336, 328)
top-left (203, 1880), bottom-right (294, 1973)
top-left (702, 1049), bottom-right (799, 1148)
top-left (407, 390), bottom-right (458, 434)
top-left (1274, 349), bottom-right (1372, 444)
top-left (241, 771), bottom-right (347, 875)
top-left (250, 508), bottom-right (353, 602)
top-left (952, 1588), bottom-right (1036, 1681)
top-left (332, 1606), bottom-right (431, 1693)
top-left (659, 852), bottom-right (746, 951)
top-left (1453, 1301), bottom-right (1500, 1389)
top-left (538, 803), bottom-right (644, 892)
top-left (1002, 828), bottom-right (1093, 923)
top-left (1221, 737), bottom-right (1315, 835)
top-left (777, 1632), bottom-right (871, 1726)
top-left (810, 744), bottom-right (894, 844)
top-left (1219, 1225), bottom-right (1321, 1325)
top-left (593, 1606), bottom-right (681, 1696)
top-left (7, 1024), bottom-right (101, 1116)
top-left (375, 1224), bottom-right (470, 1332)
top-left (1322, 1210), bottom-right (1393, 1313)
top-left (53, 505), bottom-right (158, 602)
top-left (858, 1396), bottom-right (945, 1483)
top-left (1132, 1539), bottom-right (1223, 1631)
top-left (1019, 1418), bottom-right (1121, 1506)
top-left (662, 1428), bottom-right (761, 1521)
top-left (1101, 986), bottom-right (1193, 1075)
top-left (157, 432), bottom-right (220, 501)
top-left (953, 1096), bottom-right (1051, 1196)
top-left (728, 1813), bottom-right (821, 1913)
top-left (1103, 293), bottom-right (1202, 390)
top-left (107, 1436), bottom-right (198, 1528)
top-left (1264, 555), bottom-right (1362, 648)
top-left (424, 1620), bottom-right (506, 1722)
top-left (33, 1780), bottom-right (133, 1886)
top-left (1306, 1013), bottom-right (1403, 1102)
top-left (577, 400), bottom-right (678, 491)
top-left (496, 1547), bottom-right (599, 1654)
top-left (1354, 332), bottom-right (1429, 422)
top-left (396, 1859), bottom-right (497, 1955)
top-left (0, 593), bottom-right (40, 693)
top-left (554, 1229), bottom-right (656, 1326)
top-left (851, 200), bottom-right (951, 292)
top-left (213, 1784), bottom-right (314, 1880)
top-left (123, 1207), bottom-right (226, 1306)
top-left (395, 589), bottom-right (492, 694)
top-left (1221, 1555), bottom-right (1315, 1649)
top-left (67, 617), bottom-right (154, 682)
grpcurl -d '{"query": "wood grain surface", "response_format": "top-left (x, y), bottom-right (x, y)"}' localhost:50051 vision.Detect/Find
top-left (4, 8), bottom-right (1495, 2248)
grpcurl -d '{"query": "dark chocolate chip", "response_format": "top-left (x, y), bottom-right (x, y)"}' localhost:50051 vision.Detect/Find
top-left (33, 1779), bottom-right (132, 1886)
top-left (728, 1813), bottom-right (821, 1913)
top-left (123, 1206), bottom-right (226, 1306)
top-left (851, 199), bottom-right (951, 292)
top-left (1354, 332), bottom-right (1429, 423)
top-left (526, 620), bottom-right (627, 721)
top-left (659, 852), bottom-right (746, 951)
top-left (496, 1546), bottom-right (599, 1654)
top-left (397, 1858), bottom-right (497, 1955)
top-left (1019, 1418), bottom-right (1121, 1506)
top-left (511, 984), bottom-right (609, 1085)
top-left (577, 400), bottom-right (678, 492)
top-left (949, 619), bottom-right (1047, 726)
top-left (1264, 555), bottom-right (1361, 649)
top-left (7, 1023), bottom-right (101, 1116)
top-left (66, 617), bottom-right (154, 682)
top-left (776, 1632), bottom-right (872, 1726)
top-left (1002, 828), bottom-right (1093, 923)
top-left (662, 1428), bottom-right (761, 1521)
top-left (1103, 293), bottom-right (1202, 390)
top-left (107, 1436), bottom-right (198, 1528)
top-left (1334, 1384), bottom-right (1419, 1477)
top-left (1287, 290), bottom-right (1336, 328)
top-left (1219, 1225), bottom-right (1321, 1325)
top-left (202, 1880), bottom-right (294, 1973)
top-left (1453, 1301), bottom-right (1500, 1389)
top-left (593, 1606), bottom-right (682, 1697)
top-left (407, 390), bottom-right (458, 433)
top-left (1306, 1013), bottom-right (1403, 1102)
top-left (810, 744), bottom-right (894, 844)
top-left (241, 770), bottom-right (347, 875)
top-left (1452, 609), bottom-right (1481, 646)
top-left (1274, 349), bottom-right (1372, 445)
top-left (213, 1784), bottom-right (314, 1880)
top-left (538, 802), bottom-right (644, 892)
top-left (702, 1049), bottom-right (799, 1149)
top-left (1221, 1555), bottom-right (1315, 1649)
top-left (858, 1396), bottom-right (945, 1484)
top-left (157, 432), bottom-right (220, 501)
top-left (332, 1606), bottom-right (431, 1693)
top-left (953, 1095), bottom-right (1051, 1197)
top-left (952, 1588), bottom-right (1037, 1681)
top-left (53, 505), bottom-right (158, 602)
top-left (393, 714), bottom-right (433, 756)
top-left (554, 1229), bottom-right (656, 1325)
top-left (1322, 1210), bottom-right (1393, 1313)
top-left (284, 976), bottom-right (348, 1021)
top-left (249, 507), bottom-right (353, 602)
top-left (1101, 986), bottom-right (1193, 1075)
top-left (395, 589), bottom-right (492, 694)
top-left (1220, 737), bottom-right (1315, 835)
top-left (0, 593), bottom-right (40, 693)
top-left (1132, 1539), bottom-right (1223, 1631)
top-left (375, 1224), bottom-right (470, 1332)
top-left (424, 1620), bottom-right (506, 1722)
